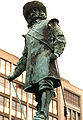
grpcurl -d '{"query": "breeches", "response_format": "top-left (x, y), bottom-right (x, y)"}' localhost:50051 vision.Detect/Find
top-left (34, 79), bottom-right (55, 102)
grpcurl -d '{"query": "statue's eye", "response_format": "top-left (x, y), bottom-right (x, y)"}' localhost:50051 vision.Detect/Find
top-left (31, 8), bottom-right (39, 13)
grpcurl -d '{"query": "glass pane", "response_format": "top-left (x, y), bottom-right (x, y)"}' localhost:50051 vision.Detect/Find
top-left (6, 62), bottom-right (10, 76)
top-left (54, 88), bottom-right (57, 98)
top-left (67, 108), bottom-right (71, 118)
top-left (12, 83), bottom-right (16, 97)
top-left (0, 77), bottom-right (4, 93)
top-left (22, 105), bottom-right (26, 119)
top-left (53, 100), bottom-right (57, 115)
top-left (49, 100), bottom-right (52, 113)
top-left (28, 107), bottom-right (32, 120)
top-left (77, 112), bottom-right (80, 120)
top-left (72, 111), bottom-right (76, 120)
top-left (49, 116), bottom-right (52, 120)
top-left (4, 117), bottom-right (9, 120)
top-left (23, 71), bottom-right (26, 83)
top-left (0, 59), bottom-right (5, 74)
top-left (0, 115), bottom-right (3, 120)
top-left (0, 96), bottom-right (3, 112)
top-left (5, 79), bottom-right (10, 95)
top-left (28, 93), bottom-right (32, 104)
top-left (18, 74), bottom-right (22, 82)
top-left (33, 109), bottom-right (37, 118)
top-left (17, 103), bottom-right (21, 118)
top-left (12, 101), bottom-right (16, 116)
top-left (17, 87), bottom-right (21, 100)
top-left (4, 98), bottom-right (9, 114)
top-left (33, 94), bottom-right (37, 106)
top-left (12, 64), bottom-right (16, 74)
top-left (22, 90), bottom-right (27, 102)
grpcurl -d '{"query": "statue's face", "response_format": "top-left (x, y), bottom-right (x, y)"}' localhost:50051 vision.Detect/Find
top-left (39, 10), bottom-right (47, 19)
top-left (28, 8), bottom-right (40, 21)
top-left (27, 8), bottom-right (46, 23)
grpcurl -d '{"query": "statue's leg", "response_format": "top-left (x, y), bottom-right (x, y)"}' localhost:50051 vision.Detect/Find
top-left (36, 96), bottom-right (41, 116)
top-left (33, 92), bottom-right (41, 119)
top-left (33, 79), bottom-right (55, 120)
top-left (40, 89), bottom-right (52, 120)
top-left (33, 90), bottom-right (51, 120)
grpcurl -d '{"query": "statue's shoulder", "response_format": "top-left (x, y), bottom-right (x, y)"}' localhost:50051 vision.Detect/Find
top-left (40, 18), bottom-right (59, 25)
top-left (33, 18), bottom-right (59, 30)
top-left (47, 18), bottom-right (59, 27)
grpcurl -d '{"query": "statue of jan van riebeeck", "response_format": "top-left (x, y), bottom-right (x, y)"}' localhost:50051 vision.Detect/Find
top-left (7, 1), bottom-right (66, 120)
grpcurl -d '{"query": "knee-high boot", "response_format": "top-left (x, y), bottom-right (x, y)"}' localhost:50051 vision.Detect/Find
top-left (40, 90), bottom-right (52, 120)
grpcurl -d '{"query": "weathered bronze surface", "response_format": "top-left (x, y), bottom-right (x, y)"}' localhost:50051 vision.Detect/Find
top-left (7, 1), bottom-right (66, 120)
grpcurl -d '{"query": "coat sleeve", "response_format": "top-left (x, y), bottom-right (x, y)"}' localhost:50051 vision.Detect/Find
top-left (48, 18), bottom-right (66, 58)
top-left (13, 45), bottom-right (28, 77)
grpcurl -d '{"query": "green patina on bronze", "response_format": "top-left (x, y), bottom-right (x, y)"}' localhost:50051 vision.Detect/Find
top-left (7, 1), bottom-right (66, 120)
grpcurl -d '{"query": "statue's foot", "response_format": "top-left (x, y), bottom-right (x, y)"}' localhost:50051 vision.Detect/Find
top-left (33, 112), bottom-right (45, 120)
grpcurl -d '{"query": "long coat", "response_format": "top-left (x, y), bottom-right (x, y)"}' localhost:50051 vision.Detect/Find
top-left (13, 18), bottom-right (66, 93)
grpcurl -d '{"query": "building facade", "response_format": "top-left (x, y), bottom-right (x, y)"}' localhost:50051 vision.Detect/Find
top-left (0, 49), bottom-right (83, 120)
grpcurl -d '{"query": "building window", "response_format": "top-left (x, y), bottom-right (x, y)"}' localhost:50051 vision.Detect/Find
top-left (77, 112), bottom-right (80, 120)
top-left (0, 59), bottom-right (5, 74)
top-left (0, 115), bottom-right (3, 120)
top-left (6, 61), bottom-right (11, 76)
top-left (18, 74), bottom-right (22, 82)
top-left (17, 86), bottom-right (21, 100)
top-left (33, 109), bottom-right (37, 118)
top-left (17, 103), bottom-right (21, 118)
top-left (28, 107), bottom-right (32, 120)
top-left (23, 71), bottom-right (26, 83)
top-left (49, 116), bottom-right (52, 120)
top-left (53, 100), bottom-right (57, 115)
top-left (64, 89), bottom-right (80, 107)
top-left (12, 82), bottom-right (16, 98)
top-left (0, 96), bottom-right (3, 112)
top-left (54, 88), bottom-right (57, 98)
top-left (67, 108), bottom-right (71, 119)
top-left (22, 105), bottom-right (26, 120)
top-left (12, 101), bottom-right (16, 116)
top-left (22, 90), bottom-right (27, 102)
top-left (12, 64), bottom-right (16, 74)
top-left (0, 116), bottom-right (9, 120)
top-left (17, 103), bottom-right (21, 112)
top-left (4, 98), bottom-right (9, 114)
top-left (28, 93), bottom-right (32, 104)
top-left (5, 79), bottom-right (10, 95)
top-left (4, 117), bottom-right (9, 120)
top-left (33, 94), bottom-right (37, 106)
top-left (49, 100), bottom-right (52, 113)
top-left (0, 77), bottom-right (4, 93)
top-left (72, 110), bottom-right (76, 120)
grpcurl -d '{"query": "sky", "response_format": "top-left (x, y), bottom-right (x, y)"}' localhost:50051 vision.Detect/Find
top-left (0, 0), bottom-right (83, 90)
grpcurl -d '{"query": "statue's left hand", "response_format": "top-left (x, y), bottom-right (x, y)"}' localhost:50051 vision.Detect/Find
top-left (7, 75), bottom-right (16, 82)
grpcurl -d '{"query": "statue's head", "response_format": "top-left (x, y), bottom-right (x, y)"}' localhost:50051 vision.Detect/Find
top-left (23, 1), bottom-right (47, 26)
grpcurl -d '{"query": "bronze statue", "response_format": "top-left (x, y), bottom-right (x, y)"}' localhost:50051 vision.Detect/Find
top-left (7, 1), bottom-right (66, 120)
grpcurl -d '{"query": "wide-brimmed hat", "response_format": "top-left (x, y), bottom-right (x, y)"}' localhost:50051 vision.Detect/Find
top-left (23, 1), bottom-right (47, 21)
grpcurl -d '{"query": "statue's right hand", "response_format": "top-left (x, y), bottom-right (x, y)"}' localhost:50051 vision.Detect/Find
top-left (7, 75), bottom-right (16, 82)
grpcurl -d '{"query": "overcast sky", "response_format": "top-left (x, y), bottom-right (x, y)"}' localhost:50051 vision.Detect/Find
top-left (0, 0), bottom-right (83, 90)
